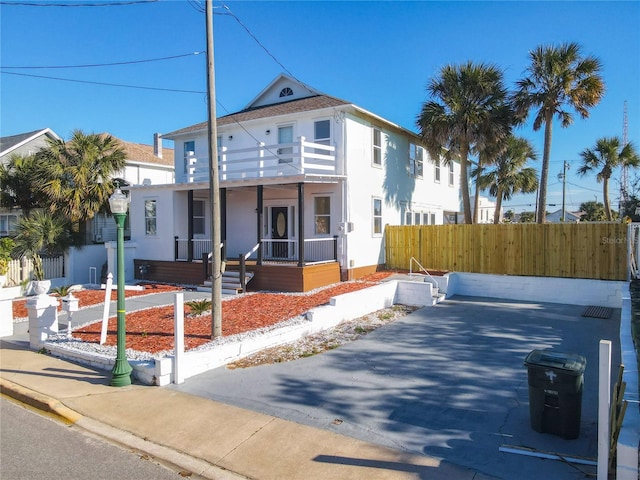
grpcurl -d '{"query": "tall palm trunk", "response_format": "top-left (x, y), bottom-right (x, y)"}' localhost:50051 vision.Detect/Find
top-left (603, 176), bottom-right (612, 220)
top-left (494, 187), bottom-right (504, 224)
top-left (537, 111), bottom-right (554, 223)
top-left (460, 144), bottom-right (472, 224)
top-left (473, 160), bottom-right (483, 224)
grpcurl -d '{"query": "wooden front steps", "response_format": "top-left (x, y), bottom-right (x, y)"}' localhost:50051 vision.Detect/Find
top-left (200, 270), bottom-right (255, 295)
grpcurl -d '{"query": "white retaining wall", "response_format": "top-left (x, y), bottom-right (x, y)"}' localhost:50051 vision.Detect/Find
top-left (446, 272), bottom-right (626, 308)
top-left (617, 286), bottom-right (639, 480)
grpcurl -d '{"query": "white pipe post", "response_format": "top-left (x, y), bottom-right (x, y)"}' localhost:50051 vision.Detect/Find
top-left (173, 292), bottom-right (185, 384)
top-left (100, 273), bottom-right (113, 345)
top-left (598, 340), bottom-right (611, 480)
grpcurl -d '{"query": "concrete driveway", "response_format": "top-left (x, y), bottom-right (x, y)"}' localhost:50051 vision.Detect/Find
top-left (172, 295), bottom-right (621, 480)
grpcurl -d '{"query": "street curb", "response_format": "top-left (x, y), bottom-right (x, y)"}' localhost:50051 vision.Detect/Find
top-left (0, 377), bottom-right (82, 423)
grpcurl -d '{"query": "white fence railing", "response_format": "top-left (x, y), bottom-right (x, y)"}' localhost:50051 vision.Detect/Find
top-left (175, 239), bottom-right (212, 262)
top-left (5, 255), bottom-right (65, 287)
top-left (187, 136), bottom-right (337, 183)
top-left (176, 237), bottom-right (338, 265)
top-left (260, 237), bottom-right (337, 264)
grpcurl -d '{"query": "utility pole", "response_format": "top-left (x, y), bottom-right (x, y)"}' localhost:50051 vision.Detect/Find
top-left (558, 161), bottom-right (569, 222)
top-left (206, 0), bottom-right (222, 338)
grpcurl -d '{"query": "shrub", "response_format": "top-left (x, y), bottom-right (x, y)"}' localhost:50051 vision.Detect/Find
top-left (186, 299), bottom-right (212, 316)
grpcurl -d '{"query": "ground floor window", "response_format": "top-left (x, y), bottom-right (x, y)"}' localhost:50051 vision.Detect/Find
top-left (144, 199), bottom-right (157, 235)
top-left (193, 200), bottom-right (205, 235)
top-left (0, 214), bottom-right (18, 236)
top-left (373, 197), bottom-right (382, 235)
top-left (314, 196), bottom-right (331, 235)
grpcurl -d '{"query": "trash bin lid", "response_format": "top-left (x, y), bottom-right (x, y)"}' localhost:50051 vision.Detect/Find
top-left (524, 349), bottom-right (586, 375)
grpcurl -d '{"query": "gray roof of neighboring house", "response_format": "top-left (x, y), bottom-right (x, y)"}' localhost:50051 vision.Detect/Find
top-left (164, 95), bottom-right (350, 138)
top-left (0, 129), bottom-right (55, 156)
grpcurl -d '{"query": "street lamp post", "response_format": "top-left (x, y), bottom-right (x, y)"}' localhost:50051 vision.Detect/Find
top-left (108, 188), bottom-right (133, 387)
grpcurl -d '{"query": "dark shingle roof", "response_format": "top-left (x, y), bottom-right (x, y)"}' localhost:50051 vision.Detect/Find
top-left (164, 95), bottom-right (350, 138)
top-left (0, 129), bottom-right (48, 154)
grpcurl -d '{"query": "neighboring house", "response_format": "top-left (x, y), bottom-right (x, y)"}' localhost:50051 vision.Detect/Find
top-left (90, 133), bottom-right (175, 243)
top-left (0, 128), bottom-right (62, 236)
top-left (470, 195), bottom-right (501, 224)
top-left (127, 74), bottom-right (461, 291)
top-left (0, 128), bottom-right (175, 241)
top-left (0, 128), bottom-right (61, 165)
top-left (546, 209), bottom-right (583, 223)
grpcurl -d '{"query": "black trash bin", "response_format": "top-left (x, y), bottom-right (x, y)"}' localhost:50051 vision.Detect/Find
top-left (524, 349), bottom-right (586, 440)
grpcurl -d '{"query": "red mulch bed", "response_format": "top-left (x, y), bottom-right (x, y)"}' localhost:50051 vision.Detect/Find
top-left (72, 278), bottom-right (390, 354)
top-left (13, 272), bottom-right (399, 355)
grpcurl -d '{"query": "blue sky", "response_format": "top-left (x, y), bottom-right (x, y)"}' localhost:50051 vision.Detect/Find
top-left (1, 0), bottom-right (638, 214)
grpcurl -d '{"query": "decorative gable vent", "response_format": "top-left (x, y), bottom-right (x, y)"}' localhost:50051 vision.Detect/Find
top-left (279, 87), bottom-right (293, 98)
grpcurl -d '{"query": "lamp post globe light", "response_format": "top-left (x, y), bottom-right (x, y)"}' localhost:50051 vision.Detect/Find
top-left (108, 188), bottom-right (133, 387)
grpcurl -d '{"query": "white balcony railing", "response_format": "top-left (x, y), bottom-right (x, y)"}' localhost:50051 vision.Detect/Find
top-left (186, 136), bottom-right (336, 183)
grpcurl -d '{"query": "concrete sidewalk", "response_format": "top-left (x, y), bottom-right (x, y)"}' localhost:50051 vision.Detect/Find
top-left (0, 338), bottom-right (496, 480)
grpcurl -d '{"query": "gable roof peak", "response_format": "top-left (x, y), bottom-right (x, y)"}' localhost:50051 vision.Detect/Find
top-left (245, 73), bottom-right (324, 110)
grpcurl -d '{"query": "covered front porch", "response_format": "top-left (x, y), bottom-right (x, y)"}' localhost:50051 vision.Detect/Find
top-left (131, 174), bottom-right (346, 292)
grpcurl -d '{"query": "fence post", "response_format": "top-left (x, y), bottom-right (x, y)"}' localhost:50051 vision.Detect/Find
top-left (202, 252), bottom-right (209, 283)
top-left (173, 292), bottom-right (184, 384)
top-left (239, 254), bottom-right (246, 292)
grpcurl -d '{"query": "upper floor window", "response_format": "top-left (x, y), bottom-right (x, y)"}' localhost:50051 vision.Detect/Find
top-left (314, 119), bottom-right (331, 156)
top-left (448, 162), bottom-right (455, 186)
top-left (314, 196), bottom-right (331, 235)
top-left (434, 158), bottom-right (441, 183)
top-left (277, 125), bottom-right (294, 163)
top-left (279, 87), bottom-right (293, 97)
top-left (184, 140), bottom-right (195, 175)
top-left (144, 199), bottom-right (157, 236)
top-left (409, 144), bottom-right (423, 178)
top-left (372, 128), bottom-right (382, 166)
top-left (373, 197), bottom-right (383, 236)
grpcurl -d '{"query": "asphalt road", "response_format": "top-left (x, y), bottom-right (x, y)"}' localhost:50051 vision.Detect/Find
top-left (0, 396), bottom-right (201, 480)
top-left (172, 295), bottom-right (621, 480)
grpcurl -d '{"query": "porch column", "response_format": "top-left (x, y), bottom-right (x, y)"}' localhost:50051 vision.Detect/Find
top-left (298, 182), bottom-right (304, 267)
top-left (257, 185), bottom-right (263, 265)
top-left (220, 188), bottom-right (227, 261)
top-left (187, 190), bottom-right (194, 261)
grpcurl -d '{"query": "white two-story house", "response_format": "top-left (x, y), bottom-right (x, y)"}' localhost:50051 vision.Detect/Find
top-left (127, 74), bottom-right (461, 291)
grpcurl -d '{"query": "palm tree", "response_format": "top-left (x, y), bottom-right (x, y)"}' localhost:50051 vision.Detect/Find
top-left (37, 130), bottom-right (126, 226)
top-left (577, 137), bottom-right (640, 220)
top-left (12, 211), bottom-right (72, 281)
top-left (513, 42), bottom-right (604, 223)
top-left (417, 61), bottom-right (512, 223)
top-left (476, 136), bottom-right (539, 223)
top-left (0, 154), bottom-right (47, 216)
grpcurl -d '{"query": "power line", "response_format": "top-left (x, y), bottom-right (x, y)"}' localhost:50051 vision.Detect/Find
top-left (2, 51), bottom-right (205, 69)
top-left (0, 70), bottom-right (206, 94)
top-left (0, 0), bottom-right (157, 6)
top-left (220, 3), bottom-right (297, 80)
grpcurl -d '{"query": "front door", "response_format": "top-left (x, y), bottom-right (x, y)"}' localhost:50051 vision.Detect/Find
top-left (271, 206), bottom-right (288, 258)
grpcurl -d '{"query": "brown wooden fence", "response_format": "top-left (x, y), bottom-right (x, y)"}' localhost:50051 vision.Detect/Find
top-left (385, 223), bottom-right (628, 281)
